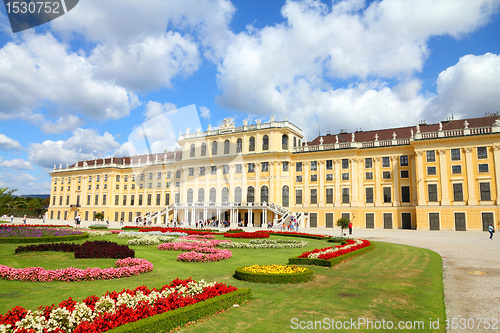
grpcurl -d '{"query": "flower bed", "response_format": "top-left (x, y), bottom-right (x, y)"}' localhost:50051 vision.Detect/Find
top-left (179, 235), bottom-right (216, 240)
top-left (234, 265), bottom-right (313, 284)
top-left (123, 226), bottom-right (219, 236)
top-left (223, 231), bottom-right (269, 239)
top-left (118, 232), bottom-right (176, 245)
top-left (218, 239), bottom-right (309, 249)
top-left (265, 230), bottom-right (329, 239)
top-left (0, 258), bottom-right (153, 282)
top-left (289, 239), bottom-right (373, 267)
top-left (0, 278), bottom-right (249, 332)
top-left (158, 241), bottom-right (233, 262)
top-left (0, 226), bottom-right (88, 244)
top-left (5, 224), bottom-right (72, 228)
top-left (15, 240), bottom-right (135, 259)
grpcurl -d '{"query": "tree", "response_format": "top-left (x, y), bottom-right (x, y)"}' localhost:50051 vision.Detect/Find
top-left (0, 187), bottom-right (16, 215)
top-left (94, 212), bottom-right (104, 222)
top-left (336, 217), bottom-right (350, 236)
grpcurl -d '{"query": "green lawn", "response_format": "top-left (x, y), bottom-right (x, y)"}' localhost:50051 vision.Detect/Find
top-left (0, 234), bottom-right (446, 332)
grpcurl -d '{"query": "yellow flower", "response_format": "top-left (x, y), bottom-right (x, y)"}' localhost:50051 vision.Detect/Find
top-left (242, 265), bottom-right (307, 274)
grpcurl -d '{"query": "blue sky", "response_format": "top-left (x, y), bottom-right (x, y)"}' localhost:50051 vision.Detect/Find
top-left (0, 0), bottom-right (499, 194)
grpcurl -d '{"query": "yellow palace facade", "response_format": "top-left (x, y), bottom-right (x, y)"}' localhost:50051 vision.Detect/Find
top-left (48, 114), bottom-right (500, 231)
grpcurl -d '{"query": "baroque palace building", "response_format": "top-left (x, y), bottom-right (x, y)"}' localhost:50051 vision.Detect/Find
top-left (47, 114), bottom-right (500, 231)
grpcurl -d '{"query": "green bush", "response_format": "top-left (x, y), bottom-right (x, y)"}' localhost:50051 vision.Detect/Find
top-left (88, 224), bottom-right (108, 229)
top-left (288, 244), bottom-right (374, 267)
top-left (0, 233), bottom-right (89, 244)
top-left (234, 266), bottom-right (313, 284)
top-left (108, 288), bottom-right (251, 333)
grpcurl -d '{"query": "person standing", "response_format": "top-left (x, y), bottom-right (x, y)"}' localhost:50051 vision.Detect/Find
top-left (23, 215), bottom-right (27, 224)
top-left (120, 217), bottom-right (124, 226)
top-left (42, 214), bottom-right (45, 223)
top-left (348, 222), bottom-right (353, 235)
top-left (489, 223), bottom-right (495, 239)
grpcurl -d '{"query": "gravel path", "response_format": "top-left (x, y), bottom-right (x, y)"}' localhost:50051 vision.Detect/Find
top-left (5, 218), bottom-right (500, 332)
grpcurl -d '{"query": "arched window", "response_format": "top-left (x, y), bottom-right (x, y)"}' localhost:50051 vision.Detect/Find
top-left (298, 139), bottom-right (302, 147)
top-left (187, 188), bottom-right (194, 203)
top-left (190, 144), bottom-right (195, 157)
top-left (234, 186), bottom-right (242, 203)
top-left (282, 185), bottom-right (289, 207)
top-left (247, 186), bottom-right (254, 203)
top-left (222, 187), bottom-right (229, 203)
top-left (293, 137), bottom-right (297, 148)
top-left (249, 137), bottom-right (255, 152)
top-left (236, 138), bottom-right (242, 153)
top-left (198, 188), bottom-right (205, 203)
top-left (224, 139), bottom-right (230, 154)
top-left (209, 187), bottom-right (217, 203)
top-left (260, 185), bottom-right (269, 203)
top-left (212, 141), bottom-right (218, 155)
top-left (282, 135), bottom-right (288, 150)
top-left (201, 142), bottom-right (207, 156)
top-left (262, 135), bottom-right (269, 150)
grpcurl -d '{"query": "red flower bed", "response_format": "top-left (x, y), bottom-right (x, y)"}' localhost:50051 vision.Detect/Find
top-left (267, 230), bottom-right (328, 238)
top-left (0, 278), bottom-right (237, 332)
top-left (298, 239), bottom-right (371, 260)
top-left (136, 227), bottom-right (218, 236)
top-left (223, 231), bottom-right (269, 239)
top-left (15, 240), bottom-right (135, 259)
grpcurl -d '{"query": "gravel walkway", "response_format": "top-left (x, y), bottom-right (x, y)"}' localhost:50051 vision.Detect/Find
top-left (5, 218), bottom-right (500, 332)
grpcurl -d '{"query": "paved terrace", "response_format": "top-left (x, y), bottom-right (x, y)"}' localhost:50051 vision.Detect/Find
top-left (5, 218), bottom-right (500, 333)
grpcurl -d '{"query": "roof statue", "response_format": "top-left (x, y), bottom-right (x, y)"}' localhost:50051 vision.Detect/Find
top-left (255, 118), bottom-right (261, 125)
top-left (374, 133), bottom-right (378, 141)
top-left (392, 132), bottom-right (397, 140)
top-left (269, 115), bottom-right (275, 122)
top-left (243, 118), bottom-right (248, 126)
top-left (207, 124), bottom-right (212, 131)
top-left (319, 137), bottom-right (324, 145)
top-left (186, 127), bottom-right (190, 135)
top-left (335, 135), bottom-right (339, 143)
top-left (220, 118), bottom-right (235, 129)
top-left (416, 124), bottom-right (420, 133)
top-left (465, 120), bottom-right (470, 129)
top-left (439, 122), bottom-right (443, 131)
top-left (351, 132), bottom-right (355, 142)
top-left (410, 129), bottom-right (414, 137)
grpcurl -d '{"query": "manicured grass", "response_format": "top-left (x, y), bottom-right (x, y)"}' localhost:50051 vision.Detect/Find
top-left (0, 235), bottom-right (445, 332)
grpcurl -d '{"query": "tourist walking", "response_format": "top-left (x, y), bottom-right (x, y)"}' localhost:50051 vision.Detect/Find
top-left (489, 223), bottom-right (495, 239)
top-left (23, 215), bottom-right (26, 224)
top-left (348, 222), bottom-right (353, 235)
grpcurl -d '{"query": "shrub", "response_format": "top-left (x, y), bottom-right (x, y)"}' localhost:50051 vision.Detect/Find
top-left (88, 224), bottom-right (108, 229)
top-left (15, 240), bottom-right (135, 259)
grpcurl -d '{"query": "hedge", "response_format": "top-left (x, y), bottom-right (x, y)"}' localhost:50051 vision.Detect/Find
top-left (0, 233), bottom-right (89, 244)
top-left (88, 224), bottom-right (108, 229)
top-left (234, 267), bottom-right (314, 284)
top-left (107, 288), bottom-right (252, 333)
top-left (288, 244), bottom-right (375, 267)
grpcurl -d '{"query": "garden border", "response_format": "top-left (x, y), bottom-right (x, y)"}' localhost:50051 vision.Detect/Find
top-left (234, 266), bottom-right (313, 284)
top-left (0, 233), bottom-right (89, 244)
top-left (288, 244), bottom-right (375, 267)
top-left (107, 288), bottom-right (252, 333)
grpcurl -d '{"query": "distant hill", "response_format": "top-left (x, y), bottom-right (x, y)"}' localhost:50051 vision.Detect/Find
top-left (19, 194), bottom-right (50, 199)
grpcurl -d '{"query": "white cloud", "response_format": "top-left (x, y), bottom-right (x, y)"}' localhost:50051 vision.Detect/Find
top-left (0, 170), bottom-right (49, 195)
top-left (199, 106), bottom-right (210, 119)
top-left (28, 128), bottom-right (120, 169)
top-left (0, 134), bottom-right (21, 150)
top-left (0, 158), bottom-right (33, 170)
top-left (89, 32), bottom-right (200, 91)
top-left (49, 0), bottom-right (236, 90)
top-left (39, 115), bottom-right (84, 134)
top-left (215, 0), bottom-right (499, 134)
top-left (144, 101), bottom-right (177, 121)
top-left (427, 53), bottom-right (500, 120)
top-left (0, 32), bottom-right (139, 124)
